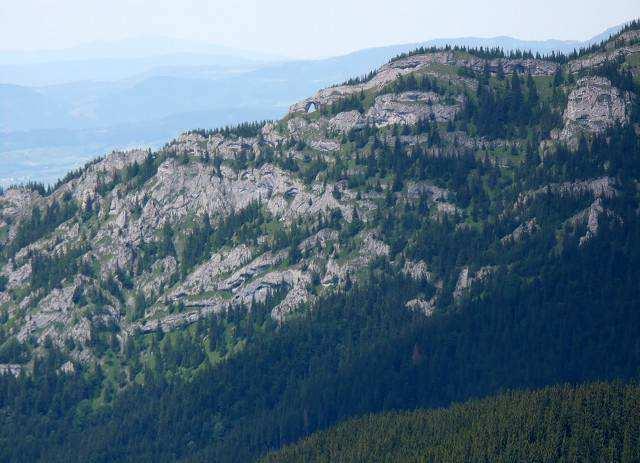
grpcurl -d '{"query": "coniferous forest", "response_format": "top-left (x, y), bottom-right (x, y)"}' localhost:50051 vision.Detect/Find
top-left (264, 382), bottom-right (640, 463)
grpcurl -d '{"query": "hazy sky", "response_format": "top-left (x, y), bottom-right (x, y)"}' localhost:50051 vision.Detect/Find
top-left (1, 0), bottom-right (638, 58)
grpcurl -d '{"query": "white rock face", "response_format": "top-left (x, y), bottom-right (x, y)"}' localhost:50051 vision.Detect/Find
top-left (0, 138), bottom-right (369, 356)
top-left (136, 306), bottom-right (219, 334)
top-left (309, 139), bottom-right (341, 152)
top-left (62, 149), bottom-right (150, 201)
top-left (137, 256), bottom-right (178, 300)
top-left (172, 245), bottom-right (254, 299)
top-left (5, 262), bottom-right (32, 292)
top-left (0, 188), bottom-right (43, 244)
top-left (0, 364), bottom-right (22, 377)
top-left (556, 77), bottom-right (630, 143)
top-left (17, 285), bottom-right (74, 343)
top-left (321, 231), bottom-right (390, 287)
top-left (569, 198), bottom-right (622, 246)
top-left (16, 275), bottom-right (103, 348)
top-left (0, 188), bottom-right (41, 221)
top-left (59, 361), bottom-right (75, 374)
top-left (403, 260), bottom-right (431, 281)
top-left (366, 92), bottom-right (463, 127)
top-left (88, 159), bottom-right (354, 278)
top-left (515, 177), bottom-right (617, 212)
top-left (453, 266), bottom-right (495, 301)
top-left (299, 229), bottom-right (339, 253)
top-left (327, 111), bottom-right (366, 133)
top-left (405, 297), bottom-right (436, 316)
top-left (436, 202), bottom-right (460, 216)
top-left (173, 133), bottom-right (207, 157)
top-left (218, 251), bottom-right (287, 293)
top-left (501, 219), bottom-right (539, 244)
top-left (261, 123), bottom-right (286, 147)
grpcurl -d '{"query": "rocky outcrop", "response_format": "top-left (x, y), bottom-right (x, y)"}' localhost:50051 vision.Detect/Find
top-left (0, 149), bottom-right (148, 255)
top-left (453, 267), bottom-right (472, 301)
top-left (327, 110), bottom-right (366, 133)
top-left (171, 245), bottom-right (254, 300)
top-left (403, 260), bottom-right (431, 281)
top-left (218, 251), bottom-right (287, 293)
top-left (453, 266), bottom-right (495, 301)
top-left (139, 267), bottom-right (313, 332)
top-left (287, 117), bottom-right (315, 138)
top-left (58, 360), bottom-right (76, 375)
top-left (405, 297), bottom-right (436, 316)
top-left (137, 305), bottom-right (220, 334)
top-left (172, 133), bottom-right (207, 157)
top-left (210, 135), bottom-right (259, 161)
top-left (87, 160), bottom-right (352, 279)
top-left (567, 43), bottom-right (640, 73)
top-left (0, 188), bottom-right (43, 244)
top-left (403, 182), bottom-right (450, 202)
top-left (366, 91), bottom-right (463, 127)
top-left (436, 201), bottom-right (461, 216)
top-left (4, 262), bottom-right (32, 292)
top-left (137, 256), bottom-right (178, 301)
top-left (298, 229), bottom-right (339, 253)
top-left (515, 177), bottom-right (617, 211)
top-left (260, 123), bottom-right (286, 147)
top-left (231, 268), bottom-right (308, 313)
top-left (16, 276), bottom-right (101, 347)
top-left (555, 77), bottom-right (631, 143)
top-left (0, 188), bottom-right (41, 223)
top-left (501, 218), bottom-right (539, 244)
top-left (321, 232), bottom-right (390, 287)
top-left (60, 149), bottom-right (149, 204)
top-left (0, 364), bottom-right (23, 377)
top-left (309, 139), bottom-right (341, 152)
top-left (569, 198), bottom-right (622, 246)
top-left (272, 278), bottom-right (314, 321)
top-left (0, 138), bottom-right (368, 360)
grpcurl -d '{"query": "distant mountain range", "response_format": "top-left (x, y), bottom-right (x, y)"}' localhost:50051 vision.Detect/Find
top-left (0, 23), bottom-right (628, 186)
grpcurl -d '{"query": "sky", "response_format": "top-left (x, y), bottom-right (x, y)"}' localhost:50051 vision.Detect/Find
top-left (0, 0), bottom-right (638, 59)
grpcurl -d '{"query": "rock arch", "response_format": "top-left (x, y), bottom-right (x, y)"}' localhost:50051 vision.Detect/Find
top-left (305, 101), bottom-right (320, 113)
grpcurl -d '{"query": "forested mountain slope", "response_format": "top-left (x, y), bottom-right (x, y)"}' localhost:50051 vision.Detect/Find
top-left (263, 382), bottom-right (640, 463)
top-left (0, 20), bottom-right (639, 462)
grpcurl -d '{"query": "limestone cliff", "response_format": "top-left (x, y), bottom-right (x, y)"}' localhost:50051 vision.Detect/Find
top-left (0, 24), bottom-right (638, 373)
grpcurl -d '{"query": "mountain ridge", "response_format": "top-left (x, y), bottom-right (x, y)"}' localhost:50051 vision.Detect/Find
top-left (1, 16), bottom-right (638, 371)
top-left (0, 21), bottom-right (633, 188)
top-left (0, 19), bottom-right (638, 462)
